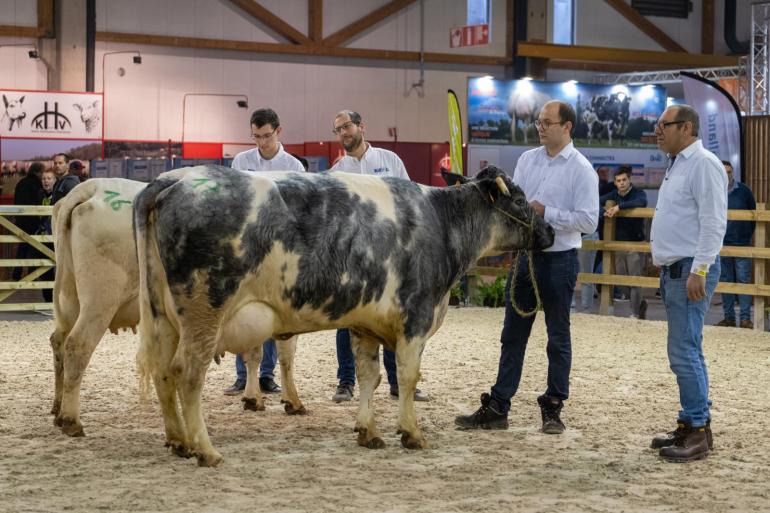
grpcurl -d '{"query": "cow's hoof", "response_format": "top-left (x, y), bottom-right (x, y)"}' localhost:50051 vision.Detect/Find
top-left (242, 397), bottom-right (265, 412)
top-left (400, 433), bottom-right (427, 450)
top-left (196, 452), bottom-right (223, 468)
top-left (53, 415), bottom-right (63, 427)
top-left (357, 430), bottom-right (385, 449)
top-left (60, 418), bottom-right (85, 437)
top-left (284, 403), bottom-right (307, 415)
top-left (165, 441), bottom-right (193, 459)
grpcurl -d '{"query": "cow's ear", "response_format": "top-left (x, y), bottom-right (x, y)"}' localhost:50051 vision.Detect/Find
top-left (440, 168), bottom-right (468, 186)
top-left (73, 103), bottom-right (82, 112)
top-left (18, 96), bottom-right (24, 104)
top-left (3, 95), bottom-right (8, 108)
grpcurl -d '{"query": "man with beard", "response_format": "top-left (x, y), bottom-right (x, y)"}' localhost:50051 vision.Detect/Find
top-left (328, 110), bottom-right (428, 403)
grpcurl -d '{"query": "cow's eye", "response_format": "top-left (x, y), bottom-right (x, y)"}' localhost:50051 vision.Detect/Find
top-left (515, 198), bottom-right (526, 207)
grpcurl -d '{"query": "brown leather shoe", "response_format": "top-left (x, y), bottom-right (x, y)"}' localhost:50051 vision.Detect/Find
top-left (659, 423), bottom-right (709, 462)
top-left (740, 319), bottom-right (754, 329)
top-left (716, 318), bottom-right (736, 327)
top-left (651, 420), bottom-right (713, 450)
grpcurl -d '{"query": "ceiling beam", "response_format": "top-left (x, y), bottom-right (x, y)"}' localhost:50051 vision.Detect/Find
top-left (227, 0), bottom-right (312, 45)
top-left (96, 30), bottom-right (509, 66)
top-left (0, 25), bottom-right (45, 38)
top-left (309, 0), bottom-right (322, 42)
top-left (517, 42), bottom-right (739, 68)
top-left (322, 0), bottom-right (418, 48)
top-left (701, 0), bottom-right (715, 54)
top-left (603, 0), bottom-right (687, 53)
top-left (37, 0), bottom-right (54, 38)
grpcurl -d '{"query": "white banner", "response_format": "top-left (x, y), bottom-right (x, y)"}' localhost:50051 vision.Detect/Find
top-left (0, 90), bottom-right (103, 140)
top-left (681, 73), bottom-right (743, 182)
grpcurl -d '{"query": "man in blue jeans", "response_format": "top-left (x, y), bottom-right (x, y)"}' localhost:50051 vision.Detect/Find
top-left (649, 104), bottom-right (727, 462)
top-left (327, 110), bottom-right (429, 403)
top-left (716, 160), bottom-right (756, 329)
top-left (454, 100), bottom-right (598, 434)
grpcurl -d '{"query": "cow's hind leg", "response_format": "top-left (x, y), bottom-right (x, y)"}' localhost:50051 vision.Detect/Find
top-left (173, 316), bottom-right (222, 467)
top-left (276, 336), bottom-right (306, 415)
top-left (395, 337), bottom-right (428, 450)
top-left (50, 329), bottom-right (65, 418)
top-left (241, 346), bottom-right (264, 412)
top-left (55, 313), bottom-right (115, 436)
top-left (351, 333), bottom-right (384, 449)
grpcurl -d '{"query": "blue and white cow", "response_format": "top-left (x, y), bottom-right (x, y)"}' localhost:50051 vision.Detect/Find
top-left (134, 164), bottom-right (554, 467)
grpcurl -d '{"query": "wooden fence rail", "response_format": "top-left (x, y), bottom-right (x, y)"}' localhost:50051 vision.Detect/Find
top-left (0, 205), bottom-right (54, 312)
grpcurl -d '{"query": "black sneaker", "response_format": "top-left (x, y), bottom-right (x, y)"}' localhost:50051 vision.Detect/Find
top-left (538, 394), bottom-right (565, 434)
top-left (223, 378), bottom-right (246, 396)
top-left (332, 383), bottom-right (354, 402)
top-left (638, 299), bottom-right (648, 320)
top-left (454, 393), bottom-right (509, 430)
top-left (259, 376), bottom-right (282, 394)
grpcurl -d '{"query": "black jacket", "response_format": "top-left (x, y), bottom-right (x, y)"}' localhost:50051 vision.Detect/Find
top-left (51, 174), bottom-right (80, 205)
top-left (13, 174), bottom-right (44, 233)
top-left (599, 185), bottom-right (648, 242)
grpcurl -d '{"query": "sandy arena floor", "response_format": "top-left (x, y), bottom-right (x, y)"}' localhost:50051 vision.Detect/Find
top-left (1, 308), bottom-right (769, 513)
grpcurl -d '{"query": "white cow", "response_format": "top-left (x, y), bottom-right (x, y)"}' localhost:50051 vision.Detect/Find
top-left (50, 178), bottom-right (303, 438)
top-left (2, 94), bottom-right (26, 131)
top-left (73, 100), bottom-right (101, 133)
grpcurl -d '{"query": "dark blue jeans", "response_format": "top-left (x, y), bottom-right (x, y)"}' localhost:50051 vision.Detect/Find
top-left (235, 339), bottom-right (277, 380)
top-left (336, 328), bottom-right (397, 387)
top-left (491, 250), bottom-right (579, 414)
top-left (720, 256), bottom-right (752, 322)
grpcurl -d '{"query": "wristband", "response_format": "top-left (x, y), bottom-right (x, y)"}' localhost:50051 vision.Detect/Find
top-left (693, 264), bottom-right (708, 277)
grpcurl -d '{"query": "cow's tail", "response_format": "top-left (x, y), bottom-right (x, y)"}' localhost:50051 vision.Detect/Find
top-left (51, 181), bottom-right (96, 331)
top-left (134, 176), bottom-right (181, 403)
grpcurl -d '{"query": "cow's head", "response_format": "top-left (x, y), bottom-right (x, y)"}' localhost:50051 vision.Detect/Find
top-left (441, 166), bottom-right (554, 252)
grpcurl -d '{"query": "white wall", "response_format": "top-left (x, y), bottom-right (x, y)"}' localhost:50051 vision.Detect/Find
top-left (0, 0), bottom-right (752, 144)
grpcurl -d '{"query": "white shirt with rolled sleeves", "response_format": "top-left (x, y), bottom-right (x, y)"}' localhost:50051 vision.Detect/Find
top-left (512, 142), bottom-right (599, 252)
top-left (650, 139), bottom-right (727, 275)
top-left (231, 143), bottom-right (305, 172)
top-left (329, 143), bottom-right (410, 180)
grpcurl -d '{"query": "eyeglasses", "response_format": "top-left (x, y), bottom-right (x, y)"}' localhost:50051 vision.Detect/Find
top-left (251, 129), bottom-right (277, 142)
top-left (656, 120), bottom-right (685, 131)
top-left (332, 121), bottom-right (358, 135)
top-left (534, 119), bottom-right (563, 130)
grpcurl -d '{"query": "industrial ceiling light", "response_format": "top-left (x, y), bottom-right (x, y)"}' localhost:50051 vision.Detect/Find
top-left (28, 49), bottom-right (39, 59)
top-left (133, 54), bottom-right (142, 64)
top-left (236, 100), bottom-right (248, 108)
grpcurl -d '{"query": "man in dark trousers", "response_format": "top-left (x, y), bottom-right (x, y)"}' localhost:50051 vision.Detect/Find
top-left (600, 165), bottom-right (649, 318)
top-left (716, 160), bottom-right (756, 328)
top-left (12, 162), bottom-right (44, 280)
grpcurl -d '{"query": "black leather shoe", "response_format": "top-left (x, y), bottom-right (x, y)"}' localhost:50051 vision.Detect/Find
top-left (652, 420), bottom-right (713, 450)
top-left (659, 423), bottom-right (709, 462)
top-left (223, 379), bottom-right (246, 396)
top-left (537, 394), bottom-right (565, 434)
top-left (454, 393), bottom-right (509, 430)
top-left (259, 377), bottom-right (282, 393)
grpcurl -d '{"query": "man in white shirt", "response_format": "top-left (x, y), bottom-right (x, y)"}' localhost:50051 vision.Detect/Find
top-left (328, 110), bottom-right (428, 403)
top-left (455, 100), bottom-right (598, 434)
top-left (648, 105), bottom-right (727, 463)
top-left (224, 108), bottom-right (305, 397)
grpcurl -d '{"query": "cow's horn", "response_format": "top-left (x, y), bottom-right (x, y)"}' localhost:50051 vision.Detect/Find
top-left (495, 176), bottom-right (511, 197)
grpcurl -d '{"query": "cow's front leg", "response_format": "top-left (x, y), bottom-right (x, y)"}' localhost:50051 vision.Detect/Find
top-left (275, 336), bottom-right (307, 415)
top-left (351, 333), bottom-right (384, 449)
top-left (241, 346), bottom-right (264, 412)
top-left (395, 336), bottom-right (428, 450)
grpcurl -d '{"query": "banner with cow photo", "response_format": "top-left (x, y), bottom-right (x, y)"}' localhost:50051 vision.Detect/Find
top-left (467, 77), bottom-right (666, 148)
top-left (0, 90), bottom-right (102, 140)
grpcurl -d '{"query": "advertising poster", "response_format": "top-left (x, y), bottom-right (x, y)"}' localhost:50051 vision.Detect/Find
top-left (0, 90), bottom-right (103, 140)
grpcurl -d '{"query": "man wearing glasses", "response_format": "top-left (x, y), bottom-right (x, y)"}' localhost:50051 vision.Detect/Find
top-left (224, 108), bottom-right (305, 397)
top-left (455, 100), bottom-right (598, 435)
top-left (649, 105), bottom-right (727, 462)
top-left (327, 110), bottom-right (428, 403)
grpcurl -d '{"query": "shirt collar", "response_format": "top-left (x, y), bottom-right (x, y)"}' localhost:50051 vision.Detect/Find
top-left (544, 141), bottom-right (575, 161)
top-left (671, 139), bottom-right (702, 161)
top-left (258, 143), bottom-right (284, 162)
top-left (347, 142), bottom-right (371, 162)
